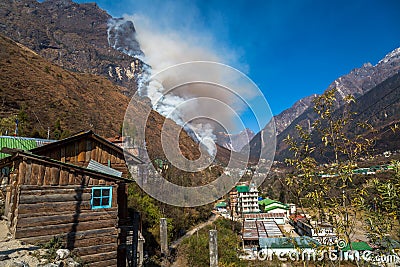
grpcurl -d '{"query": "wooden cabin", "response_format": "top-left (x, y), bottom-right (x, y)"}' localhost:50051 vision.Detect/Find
top-left (0, 131), bottom-right (143, 267)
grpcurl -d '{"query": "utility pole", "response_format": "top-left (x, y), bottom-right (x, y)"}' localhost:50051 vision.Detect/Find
top-left (160, 218), bottom-right (168, 257)
top-left (209, 230), bottom-right (218, 267)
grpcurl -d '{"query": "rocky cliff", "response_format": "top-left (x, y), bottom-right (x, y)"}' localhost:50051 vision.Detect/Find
top-left (0, 0), bottom-right (144, 94)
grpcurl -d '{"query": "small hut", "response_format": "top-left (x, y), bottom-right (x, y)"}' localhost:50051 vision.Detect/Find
top-left (0, 130), bottom-right (143, 267)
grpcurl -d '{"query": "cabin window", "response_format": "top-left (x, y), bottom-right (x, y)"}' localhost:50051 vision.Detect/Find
top-left (91, 186), bottom-right (112, 209)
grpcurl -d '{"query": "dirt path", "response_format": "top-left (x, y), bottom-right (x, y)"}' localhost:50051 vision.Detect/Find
top-left (170, 213), bottom-right (219, 250)
top-left (0, 220), bottom-right (41, 266)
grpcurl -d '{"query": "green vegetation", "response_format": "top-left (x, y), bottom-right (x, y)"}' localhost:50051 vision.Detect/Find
top-left (178, 218), bottom-right (244, 267)
top-left (0, 105), bottom-right (30, 136)
top-left (356, 160), bottom-right (400, 247)
top-left (284, 88), bottom-right (400, 259)
top-left (52, 118), bottom-right (71, 140)
top-left (127, 183), bottom-right (213, 262)
top-left (38, 236), bottom-right (64, 261)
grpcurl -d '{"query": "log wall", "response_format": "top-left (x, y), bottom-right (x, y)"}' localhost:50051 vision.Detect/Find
top-left (6, 158), bottom-right (123, 267)
top-left (35, 137), bottom-right (129, 177)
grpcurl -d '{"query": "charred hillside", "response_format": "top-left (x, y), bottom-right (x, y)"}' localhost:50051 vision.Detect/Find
top-left (0, 33), bottom-right (129, 138)
top-left (0, 0), bottom-right (144, 94)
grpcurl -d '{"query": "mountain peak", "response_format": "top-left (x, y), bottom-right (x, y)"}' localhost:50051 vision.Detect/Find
top-left (378, 47), bottom-right (400, 65)
top-left (215, 128), bottom-right (255, 152)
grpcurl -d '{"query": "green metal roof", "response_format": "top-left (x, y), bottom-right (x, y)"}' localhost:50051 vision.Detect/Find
top-left (341, 242), bottom-right (372, 252)
top-left (215, 202), bottom-right (227, 208)
top-left (264, 205), bottom-right (289, 212)
top-left (236, 185), bottom-right (249, 193)
top-left (259, 198), bottom-right (289, 209)
top-left (0, 136), bottom-right (39, 159)
top-left (259, 198), bottom-right (278, 206)
top-left (259, 236), bottom-right (320, 249)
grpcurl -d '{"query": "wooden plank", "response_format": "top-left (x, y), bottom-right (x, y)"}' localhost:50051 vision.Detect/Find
top-left (18, 161), bottom-right (26, 185)
top-left (101, 146), bottom-right (108, 164)
top-left (61, 147), bottom-right (66, 163)
top-left (116, 154), bottom-right (122, 164)
top-left (72, 235), bottom-right (117, 248)
top-left (59, 169), bottom-right (69, 186)
top-left (74, 243), bottom-right (117, 256)
top-left (30, 163), bottom-right (39, 185)
top-left (91, 144), bottom-right (97, 161)
top-left (19, 192), bottom-right (91, 204)
top-left (15, 219), bottom-right (116, 239)
top-left (44, 166), bottom-right (51, 185)
top-left (74, 142), bottom-right (79, 163)
top-left (24, 161), bottom-right (32, 184)
top-left (95, 146), bottom-right (101, 162)
top-left (19, 228), bottom-right (118, 245)
top-left (20, 185), bottom-right (89, 192)
top-left (110, 151), bottom-right (117, 164)
top-left (87, 258), bottom-right (117, 267)
top-left (80, 251), bottom-right (117, 264)
top-left (75, 174), bottom-right (83, 186)
top-left (112, 187), bottom-right (118, 207)
top-left (78, 140), bottom-right (86, 162)
top-left (17, 210), bottom-right (117, 228)
top-left (86, 140), bottom-right (92, 163)
top-left (65, 144), bottom-right (72, 162)
top-left (18, 200), bottom-right (92, 214)
top-left (37, 164), bottom-right (45, 186)
top-left (18, 207), bottom-right (118, 219)
top-left (50, 167), bottom-right (60, 185)
top-left (92, 178), bottom-right (99, 186)
top-left (69, 172), bottom-right (76, 185)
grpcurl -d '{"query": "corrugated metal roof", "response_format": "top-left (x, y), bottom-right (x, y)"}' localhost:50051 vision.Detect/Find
top-left (0, 136), bottom-right (55, 159)
top-left (259, 236), bottom-right (320, 249)
top-left (87, 159), bottom-right (122, 177)
top-left (244, 213), bottom-right (285, 220)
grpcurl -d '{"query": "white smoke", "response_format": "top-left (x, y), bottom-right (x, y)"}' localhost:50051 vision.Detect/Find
top-left (107, 14), bottom-right (257, 155)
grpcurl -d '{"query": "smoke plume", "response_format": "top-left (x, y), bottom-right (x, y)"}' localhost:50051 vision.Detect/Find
top-left (107, 14), bottom-right (260, 155)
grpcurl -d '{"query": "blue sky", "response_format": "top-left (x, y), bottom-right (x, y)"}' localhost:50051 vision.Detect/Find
top-left (76, 0), bottom-right (400, 132)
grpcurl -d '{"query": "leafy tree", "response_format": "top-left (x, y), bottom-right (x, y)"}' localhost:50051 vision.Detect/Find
top-left (355, 160), bottom-right (400, 250)
top-left (179, 218), bottom-right (244, 267)
top-left (284, 88), bottom-right (377, 258)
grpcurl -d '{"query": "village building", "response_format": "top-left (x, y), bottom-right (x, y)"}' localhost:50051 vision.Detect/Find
top-left (0, 131), bottom-right (144, 267)
top-left (242, 212), bottom-right (287, 225)
top-left (289, 214), bottom-right (337, 245)
top-left (0, 135), bottom-right (54, 160)
top-left (229, 190), bottom-right (238, 216)
top-left (259, 236), bottom-right (320, 259)
top-left (258, 198), bottom-right (290, 216)
top-left (236, 184), bottom-right (260, 214)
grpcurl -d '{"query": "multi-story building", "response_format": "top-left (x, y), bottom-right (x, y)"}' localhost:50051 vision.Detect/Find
top-left (236, 183), bottom-right (260, 214)
top-left (229, 190), bottom-right (238, 216)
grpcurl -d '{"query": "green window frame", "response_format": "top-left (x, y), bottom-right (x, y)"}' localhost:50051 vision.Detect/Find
top-left (91, 186), bottom-right (112, 209)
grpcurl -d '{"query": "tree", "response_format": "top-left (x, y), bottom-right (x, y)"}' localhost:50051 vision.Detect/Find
top-left (284, 88), bottom-right (377, 264)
